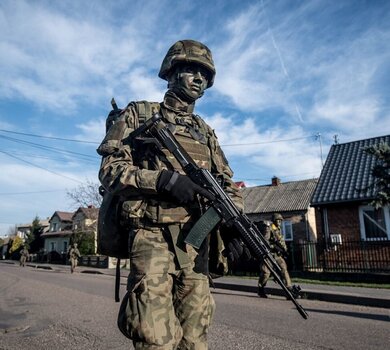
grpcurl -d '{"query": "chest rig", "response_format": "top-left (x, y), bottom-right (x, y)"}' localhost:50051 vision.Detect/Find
top-left (133, 101), bottom-right (212, 173)
top-left (129, 101), bottom-right (213, 225)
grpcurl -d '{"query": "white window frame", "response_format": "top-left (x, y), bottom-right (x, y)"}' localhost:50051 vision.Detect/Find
top-left (282, 220), bottom-right (293, 241)
top-left (359, 205), bottom-right (390, 240)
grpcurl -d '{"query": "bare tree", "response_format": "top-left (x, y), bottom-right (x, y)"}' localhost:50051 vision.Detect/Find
top-left (66, 179), bottom-right (102, 209)
top-left (7, 225), bottom-right (18, 237)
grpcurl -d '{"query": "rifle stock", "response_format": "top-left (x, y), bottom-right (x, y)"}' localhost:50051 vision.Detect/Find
top-left (131, 111), bottom-right (308, 319)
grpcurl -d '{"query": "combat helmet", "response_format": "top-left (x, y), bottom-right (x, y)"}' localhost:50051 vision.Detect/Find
top-left (158, 40), bottom-right (216, 88)
top-left (272, 213), bottom-right (284, 221)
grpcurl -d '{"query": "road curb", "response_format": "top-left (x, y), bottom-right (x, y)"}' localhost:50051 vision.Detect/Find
top-left (212, 281), bottom-right (390, 309)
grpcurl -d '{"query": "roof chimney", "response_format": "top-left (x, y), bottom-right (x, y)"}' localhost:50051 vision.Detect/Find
top-left (271, 176), bottom-right (281, 186)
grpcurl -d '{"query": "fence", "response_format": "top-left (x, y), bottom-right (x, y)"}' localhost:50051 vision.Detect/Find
top-left (228, 238), bottom-right (390, 275)
top-left (79, 255), bottom-right (109, 268)
top-left (290, 239), bottom-right (390, 273)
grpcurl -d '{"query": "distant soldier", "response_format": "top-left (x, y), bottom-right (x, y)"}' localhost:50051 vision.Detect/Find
top-left (69, 243), bottom-right (81, 273)
top-left (258, 213), bottom-right (298, 298)
top-left (19, 246), bottom-right (29, 267)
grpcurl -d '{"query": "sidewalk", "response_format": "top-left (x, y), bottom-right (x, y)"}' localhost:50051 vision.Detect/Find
top-left (211, 276), bottom-right (390, 309)
top-left (4, 260), bottom-right (390, 309)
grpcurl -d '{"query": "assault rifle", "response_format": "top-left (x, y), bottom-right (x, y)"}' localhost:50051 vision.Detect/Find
top-left (272, 239), bottom-right (289, 259)
top-left (129, 111), bottom-right (308, 319)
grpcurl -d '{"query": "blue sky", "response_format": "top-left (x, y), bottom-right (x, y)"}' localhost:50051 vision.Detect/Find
top-left (1, 0), bottom-right (389, 235)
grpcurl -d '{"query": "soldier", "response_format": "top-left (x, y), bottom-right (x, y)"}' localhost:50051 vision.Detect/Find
top-left (258, 213), bottom-right (294, 298)
top-left (19, 246), bottom-right (29, 267)
top-left (98, 40), bottom-right (245, 349)
top-left (69, 243), bottom-right (81, 273)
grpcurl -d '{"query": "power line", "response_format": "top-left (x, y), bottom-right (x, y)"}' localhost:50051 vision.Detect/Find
top-left (0, 150), bottom-right (84, 184)
top-left (0, 189), bottom-right (67, 195)
top-left (0, 127), bottom-right (317, 147)
top-left (2, 149), bottom-right (97, 164)
top-left (0, 129), bottom-right (99, 144)
top-left (239, 171), bottom-right (320, 182)
top-left (220, 135), bottom-right (315, 147)
top-left (0, 134), bottom-right (97, 160)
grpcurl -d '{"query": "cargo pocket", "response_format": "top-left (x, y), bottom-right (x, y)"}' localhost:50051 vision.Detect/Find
top-left (117, 274), bottom-right (147, 341)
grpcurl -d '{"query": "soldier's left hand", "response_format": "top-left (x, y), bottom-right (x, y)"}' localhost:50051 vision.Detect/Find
top-left (220, 226), bottom-right (251, 262)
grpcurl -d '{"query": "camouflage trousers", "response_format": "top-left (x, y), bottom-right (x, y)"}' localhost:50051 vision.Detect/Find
top-left (70, 257), bottom-right (78, 273)
top-left (258, 255), bottom-right (292, 288)
top-left (118, 225), bottom-right (215, 350)
top-left (20, 256), bottom-right (26, 267)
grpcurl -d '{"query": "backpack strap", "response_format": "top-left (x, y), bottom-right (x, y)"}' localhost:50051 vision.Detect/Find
top-left (133, 101), bottom-right (160, 128)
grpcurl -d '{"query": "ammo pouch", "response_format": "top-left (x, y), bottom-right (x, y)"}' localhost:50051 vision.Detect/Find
top-left (120, 199), bottom-right (148, 227)
top-left (143, 199), bottom-right (192, 224)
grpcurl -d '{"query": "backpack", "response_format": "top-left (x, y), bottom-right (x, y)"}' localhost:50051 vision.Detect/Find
top-left (97, 101), bottom-right (160, 259)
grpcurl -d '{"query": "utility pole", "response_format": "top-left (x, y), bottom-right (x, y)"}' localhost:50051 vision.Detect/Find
top-left (315, 133), bottom-right (324, 167)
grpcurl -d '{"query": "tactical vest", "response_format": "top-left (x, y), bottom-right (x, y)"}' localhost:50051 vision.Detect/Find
top-left (97, 100), bottom-right (228, 275)
top-left (120, 101), bottom-right (214, 226)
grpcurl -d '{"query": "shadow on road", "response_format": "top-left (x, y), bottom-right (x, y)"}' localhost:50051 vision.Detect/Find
top-left (304, 308), bottom-right (390, 322)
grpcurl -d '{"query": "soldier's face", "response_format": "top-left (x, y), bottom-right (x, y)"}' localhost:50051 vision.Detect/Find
top-left (275, 219), bottom-right (282, 227)
top-left (171, 63), bottom-right (209, 102)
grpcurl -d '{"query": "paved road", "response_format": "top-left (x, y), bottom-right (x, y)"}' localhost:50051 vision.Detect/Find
top-left (1, 263), bottom-right (389, 350)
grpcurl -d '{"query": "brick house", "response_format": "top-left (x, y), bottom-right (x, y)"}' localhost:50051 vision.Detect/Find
top-left (242, 177), bottom-right (318, 243)
top-left (311, 135), bottom-right (390, 244)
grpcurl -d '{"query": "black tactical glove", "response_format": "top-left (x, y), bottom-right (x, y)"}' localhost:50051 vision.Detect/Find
top-left (220, 225), bottom-right (251, 262)
top-left (157, 170), bottom-right (213, 204)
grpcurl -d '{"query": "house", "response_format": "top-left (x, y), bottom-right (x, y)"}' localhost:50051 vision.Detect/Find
top-left (16, 219), bottom-right (50, 241)
top-left (16, 223), bottom-right (31, 240)
top-left (72, 206), bottom-right (99, 254)
top-left (242, 176), bottom-right (318, 243)
top-left (41, 211), bottom-right (74, 255)
top-left (311, 135), bottom-right (390, 244)
top-left (0, 237), bottom-right (10, 259)
top-left (235, 181), bottom-right (246, 189)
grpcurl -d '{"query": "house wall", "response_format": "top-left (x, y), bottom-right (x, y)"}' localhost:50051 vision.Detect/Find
top-left (44, 237), bottom-right (70, 254)
top-left (72, 212), bottom-right (97, 254)
top-left (306, 206), bottom-right (318, 242)
top-left (247, 210), bottom-right (312, 243)
top-left (315, 202), bottom-right (361, 242)
top-left (49, 216), bottom-right (71, 232)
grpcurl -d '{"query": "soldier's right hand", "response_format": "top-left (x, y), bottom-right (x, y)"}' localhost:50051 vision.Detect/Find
top-left (157, 170), bottom-right (213, 204)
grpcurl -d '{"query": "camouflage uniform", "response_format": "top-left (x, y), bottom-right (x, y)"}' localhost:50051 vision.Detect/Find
top-left (69, 243), bottom-right (81, 273)
top-left (19, 247), bottom-right (29, 267)
top-left (98, 40), bottom-right (242, 349)
top-left (258, 214), bottom-right (292, 296)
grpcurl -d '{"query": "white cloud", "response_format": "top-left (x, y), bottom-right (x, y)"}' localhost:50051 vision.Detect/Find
top-left (205, 112), bottom-right (322, 181)
top-left (0, 1), bottom-right (149, 111)
top-left (75, 118), bottom-right (106, 144)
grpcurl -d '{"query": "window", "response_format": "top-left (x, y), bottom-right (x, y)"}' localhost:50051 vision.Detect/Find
top-left (282, 220), bottom-right (293, 241)
top-left (359, 206), bottom-right (390, 240)
top-left (51, 222), bottom-right (57, 232)
top-left (50, 242), bottom-right (57, 251)
top-left (63, 241), bottom-right (68, 253)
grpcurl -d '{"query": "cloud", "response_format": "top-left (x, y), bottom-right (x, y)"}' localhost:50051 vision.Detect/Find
top-left (0, 152), bottom-right (99, 227)
top-left (0, 1), bottom-right (149, 111)
top-left (205, 112), bottom-right (322, 181)
top-left (75, 118), bottom-right (106, 144)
